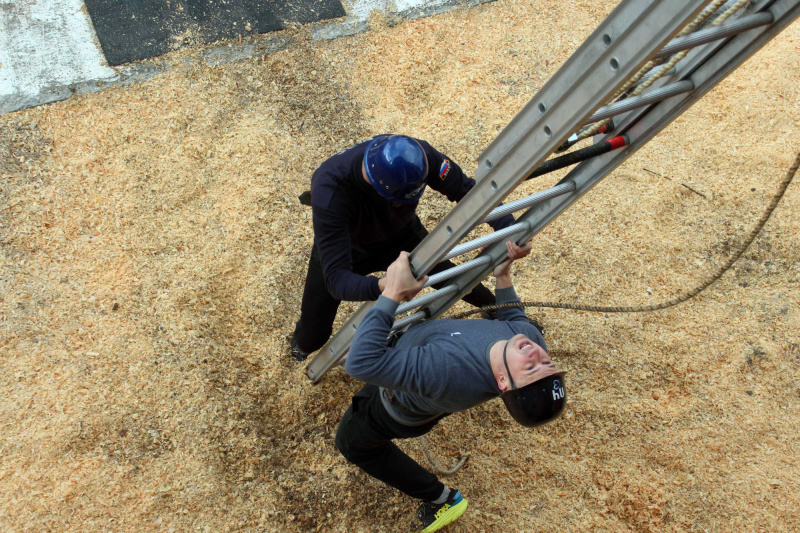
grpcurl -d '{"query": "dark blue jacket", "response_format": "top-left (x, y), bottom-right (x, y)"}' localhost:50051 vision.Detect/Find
top-left (310, 137), bottom-right (515, 301)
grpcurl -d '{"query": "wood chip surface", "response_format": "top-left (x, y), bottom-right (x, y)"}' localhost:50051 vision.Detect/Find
top-left (1, 1), bottom-right (799, 531)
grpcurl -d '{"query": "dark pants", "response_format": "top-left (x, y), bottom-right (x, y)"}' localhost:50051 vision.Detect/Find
top-left (293, 217), bottom-right (496, 353)
top-left (335, 384), bottom-right (447, 501)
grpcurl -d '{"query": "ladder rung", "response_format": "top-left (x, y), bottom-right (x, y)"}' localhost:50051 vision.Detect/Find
top-left (396, 285), bottom-right (459, 315)
top-left (587, 81), bottom-right (695, 123)
top-left (656, 12), bottom-right (775, 59)
top-left (424, 256), bottom-right (493, 287)
top-left (391, 311), bottom-right (427, 332)
top-left (444, 221), bottom-right (531, 261)
top-left (482, 183), bottom-right (576, 223)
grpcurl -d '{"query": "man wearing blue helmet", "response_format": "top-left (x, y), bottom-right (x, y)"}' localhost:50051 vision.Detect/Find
top-left (289, 135), bottom-right (516, 361)
top-left (335, 242), bottom-right (566, 532)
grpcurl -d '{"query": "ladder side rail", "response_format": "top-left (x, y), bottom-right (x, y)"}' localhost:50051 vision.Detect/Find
top-left (306, 302), bottom-right (375, 381)
top-left (306, 0), bottom-right (714, 382)
top-left (419, 0), bottom-right (800, 321)
top-left (409, 0), bottom-right (713, 278)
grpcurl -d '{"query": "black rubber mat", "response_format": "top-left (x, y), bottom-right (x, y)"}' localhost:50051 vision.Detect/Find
top-left (85, 0), bottom-right (347, 66)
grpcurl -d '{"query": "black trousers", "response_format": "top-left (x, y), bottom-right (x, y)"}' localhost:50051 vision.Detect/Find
top-left (292, 217), bottom-right (496, 353)
top-left (335, 384), bottom-right (447, 501)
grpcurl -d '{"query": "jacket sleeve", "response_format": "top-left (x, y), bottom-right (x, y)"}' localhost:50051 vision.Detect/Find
top-left (422, 143), bottom-right (516, 231)
top-left (494, 285), bottom-right (529, 322)
top-left (345, 296), bottom-right (402, 384)
top-left (312, 204), bottom-right (382, 301)
top-left (495, 285), bottom-right (545, 348)
top-left (345, 297), bottom-right (449, 397)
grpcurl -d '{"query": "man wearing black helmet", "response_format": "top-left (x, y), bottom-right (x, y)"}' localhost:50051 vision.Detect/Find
top-left (289, 135), bottom-right (516, 361)
top-left (335, 241), bottom-right (566, 533)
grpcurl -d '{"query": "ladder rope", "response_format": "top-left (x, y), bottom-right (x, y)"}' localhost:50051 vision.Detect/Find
top-left (447, 146), bottom-right (799, 319)
top-left (419, 435), bottom-right (469, 475)
top-left (627, 0), bottom-right (750, 99)
top-left (575, 0), bottom-right (746, 144)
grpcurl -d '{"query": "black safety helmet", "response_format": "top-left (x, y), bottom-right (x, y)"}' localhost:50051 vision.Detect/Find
top-left (500, 342), bottom-right (567, 427)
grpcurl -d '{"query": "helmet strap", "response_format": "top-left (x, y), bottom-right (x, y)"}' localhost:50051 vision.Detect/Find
top-left (502, 340), bottom-right (517, 391)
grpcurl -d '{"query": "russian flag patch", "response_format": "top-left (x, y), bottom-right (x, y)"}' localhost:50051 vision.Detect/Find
top-left (439, 160), bottom-right (451, 180)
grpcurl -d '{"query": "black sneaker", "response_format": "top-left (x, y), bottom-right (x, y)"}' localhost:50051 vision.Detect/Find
top-left (414, 489), bottom-right (468, 532)
top-left (480, 309), bottom-right (497, 320)
top-left (289, 335), bottom-right (311, 362)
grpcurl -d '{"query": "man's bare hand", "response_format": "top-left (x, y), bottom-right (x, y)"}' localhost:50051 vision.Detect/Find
top-left (383, 252), bottom-right (428, 303)
top-left (494, 241), bottom-right (532, 289)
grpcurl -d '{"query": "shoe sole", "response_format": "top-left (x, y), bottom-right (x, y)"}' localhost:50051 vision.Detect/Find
top-left (419, 498), bottom-right (468, 533)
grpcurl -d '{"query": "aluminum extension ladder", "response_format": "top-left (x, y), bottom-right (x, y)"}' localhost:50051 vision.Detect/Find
top-left (306, 0), bottom-right (800, 383)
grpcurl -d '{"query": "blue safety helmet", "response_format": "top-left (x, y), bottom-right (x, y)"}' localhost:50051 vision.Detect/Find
top-left (364, 135), bottom-right (429, 204)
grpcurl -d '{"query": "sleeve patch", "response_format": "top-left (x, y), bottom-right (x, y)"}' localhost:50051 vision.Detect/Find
top-left (439, 160), bottom-right (451, 180)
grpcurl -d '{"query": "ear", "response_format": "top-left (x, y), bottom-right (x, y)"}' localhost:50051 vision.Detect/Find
top-left (496, 372), bottom-right (509, 392)
top-left (361, 161), bottom-right (370, 183)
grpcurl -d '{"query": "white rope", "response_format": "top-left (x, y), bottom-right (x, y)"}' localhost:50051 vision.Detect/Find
top-left (574, 0), bottom-right (749, 143)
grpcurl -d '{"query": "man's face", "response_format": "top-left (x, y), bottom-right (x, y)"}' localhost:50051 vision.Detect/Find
top-left (500, 333), bottom-right (560, 391)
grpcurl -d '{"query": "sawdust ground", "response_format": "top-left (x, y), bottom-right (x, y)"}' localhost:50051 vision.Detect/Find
top-left (1, 1), bottom-right (799, 531)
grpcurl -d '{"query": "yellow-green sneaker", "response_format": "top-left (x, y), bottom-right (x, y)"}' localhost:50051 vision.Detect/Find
top-left (414, 489), bottom-right (467, 532)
